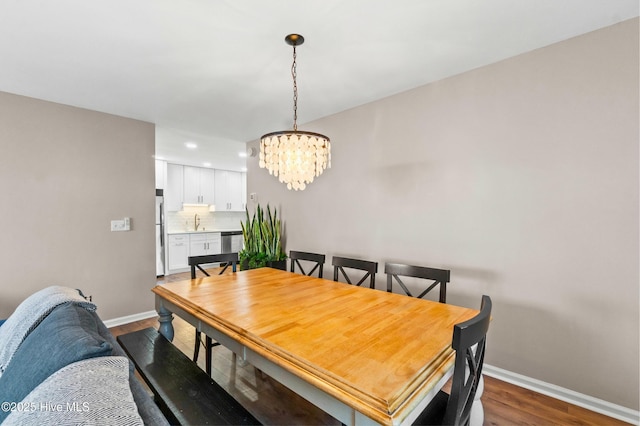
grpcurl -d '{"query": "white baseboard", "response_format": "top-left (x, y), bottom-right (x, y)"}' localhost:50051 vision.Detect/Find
top-left (483, 364), bottom-right (639, 425)
top-left (103, 310), bottom-right (158, 328)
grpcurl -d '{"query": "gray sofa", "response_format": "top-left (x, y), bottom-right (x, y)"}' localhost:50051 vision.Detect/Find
top-left (0, 286), bottom-right (168, 425)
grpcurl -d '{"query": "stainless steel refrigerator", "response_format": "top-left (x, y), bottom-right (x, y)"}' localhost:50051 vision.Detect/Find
top-left (155, 189), bottom-right (165, 277)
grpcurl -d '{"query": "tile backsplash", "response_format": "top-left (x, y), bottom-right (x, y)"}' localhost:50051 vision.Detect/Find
top-left (166, 206), bottom-right (245, 233)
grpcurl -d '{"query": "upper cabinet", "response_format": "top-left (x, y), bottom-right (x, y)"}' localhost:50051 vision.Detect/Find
top-left (165, 163), bottom-right (184, 211)
top-left (214, 170), bottom-right (245, 212)
top-left (163, 163), bottom-right (246, 212)
top-left (183, 166), bottom-right (215, 205)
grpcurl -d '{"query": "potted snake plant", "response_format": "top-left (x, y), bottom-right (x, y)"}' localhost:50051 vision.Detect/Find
top-left (239, 204), bottom-right (287, 270)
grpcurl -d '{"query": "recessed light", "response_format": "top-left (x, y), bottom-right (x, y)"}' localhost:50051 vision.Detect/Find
top-left (185, 142), bottom-right (198, 149)
top-left (238, 151), bottom-right (247, 158)
top-left (203, 162), bottom-right (212, 167)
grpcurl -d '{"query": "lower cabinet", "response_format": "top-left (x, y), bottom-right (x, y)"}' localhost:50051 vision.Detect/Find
top-left (168, 234), bottom-right (189, 270)
top-left (189, 233), bottom-right (222, 257)
top-left (168, 232), bottom-right (222, 273)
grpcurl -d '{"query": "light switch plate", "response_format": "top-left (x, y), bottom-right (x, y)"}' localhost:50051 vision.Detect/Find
top-left (111, 219), bottom-right (127, 231)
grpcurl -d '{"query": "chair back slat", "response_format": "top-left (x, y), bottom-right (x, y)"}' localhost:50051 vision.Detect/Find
top-left (189, 253), bottom-right (239, 279)
top-left (290, 251), bottom-right (326, 278)
top-left (385, 262), bottom-right (450, 303)
top-left (332, 256), bottom-right (378, 289)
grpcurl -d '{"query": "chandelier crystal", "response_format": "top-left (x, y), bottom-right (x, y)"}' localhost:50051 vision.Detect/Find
top-left (259, 34), bottom-right (331, 191)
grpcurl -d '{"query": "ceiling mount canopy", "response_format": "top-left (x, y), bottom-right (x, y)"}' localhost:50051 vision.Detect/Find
top-left (259, 33), bottom-right (331, 191)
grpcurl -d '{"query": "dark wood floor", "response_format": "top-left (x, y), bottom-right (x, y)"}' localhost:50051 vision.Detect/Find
top-left (110, 271), bottom-right (628, 425)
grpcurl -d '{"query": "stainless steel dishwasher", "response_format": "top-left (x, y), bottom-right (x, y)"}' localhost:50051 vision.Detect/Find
top-left (221, 231), bottom-right (242, 253)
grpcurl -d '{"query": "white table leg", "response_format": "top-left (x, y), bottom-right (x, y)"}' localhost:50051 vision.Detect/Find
top-left (470, 374), bottom-right (485, 426)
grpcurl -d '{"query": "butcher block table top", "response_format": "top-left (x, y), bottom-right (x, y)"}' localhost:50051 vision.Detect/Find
top-left (153, 267), bottom-right (478, 425)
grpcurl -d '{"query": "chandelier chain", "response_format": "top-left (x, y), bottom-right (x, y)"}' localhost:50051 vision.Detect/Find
top-left (292, 45), bottom-right (298, 131)
top-left (259, 34), bottom-right (331, 191)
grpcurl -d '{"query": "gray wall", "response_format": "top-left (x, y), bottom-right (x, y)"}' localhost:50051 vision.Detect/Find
top-left (247, 19), bottom-right (639, 410)
top-left (0, 91), bottom-right (156, 320)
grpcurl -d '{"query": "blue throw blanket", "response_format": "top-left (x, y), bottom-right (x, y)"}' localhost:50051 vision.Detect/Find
top-left (0, 286), bottom-right (96, 376)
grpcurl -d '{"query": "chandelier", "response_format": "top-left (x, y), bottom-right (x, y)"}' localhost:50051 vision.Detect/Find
top-left (259, 34), bottom-right (331, 191)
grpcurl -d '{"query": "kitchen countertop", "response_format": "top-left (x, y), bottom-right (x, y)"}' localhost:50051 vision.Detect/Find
top-left (167, 229), bottom-right (242, 235)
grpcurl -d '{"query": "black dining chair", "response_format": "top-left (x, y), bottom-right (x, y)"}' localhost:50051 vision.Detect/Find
top-left (413, 295), bottom-right (492, 426)
top-left (188, 252), bottom-right (238, 376)
top-left (332, 256), bottom-right (378, 289)
top-left (290, 250), bottom-right (326, 278)
top-left (385, 262), bottom-right (450, 303)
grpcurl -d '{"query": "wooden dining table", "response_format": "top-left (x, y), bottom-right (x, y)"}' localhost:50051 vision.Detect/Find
top-left (152, 267), bottom-right (479, 426)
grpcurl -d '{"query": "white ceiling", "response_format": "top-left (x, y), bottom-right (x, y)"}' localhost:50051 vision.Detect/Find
top-left (1, 1), bottom-right (637, 171)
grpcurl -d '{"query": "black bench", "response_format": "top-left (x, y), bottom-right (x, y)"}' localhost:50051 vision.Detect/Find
top-left (117, 327), bottom-right (261, 426)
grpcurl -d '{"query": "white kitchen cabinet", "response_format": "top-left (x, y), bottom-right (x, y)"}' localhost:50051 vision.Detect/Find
top-left (207, 232), bottom-right (222, 254)
top-left (168, 232), bottom-right (222, 272)
top-left (167, 234), bottom-right (189, 270)
top-left (165, 164), bottom-right (184, 211)
top-left (184, 166), bottom-right (215, 204)
top-left (214, 170), bottom-right (244, 211)
top-left (183, 166), bottom-right (199, 204)
top-left (189, 232), bottom-right (221, 256)
top-left (201, 168), bottom-right (216, 204)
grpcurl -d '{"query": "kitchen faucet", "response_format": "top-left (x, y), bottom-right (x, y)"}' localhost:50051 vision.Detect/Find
top-left (194, 213), bottom-right (200, 231)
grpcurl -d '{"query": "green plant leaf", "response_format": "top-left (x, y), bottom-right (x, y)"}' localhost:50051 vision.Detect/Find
top-left (239, 202), bottom-right (287, 267)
